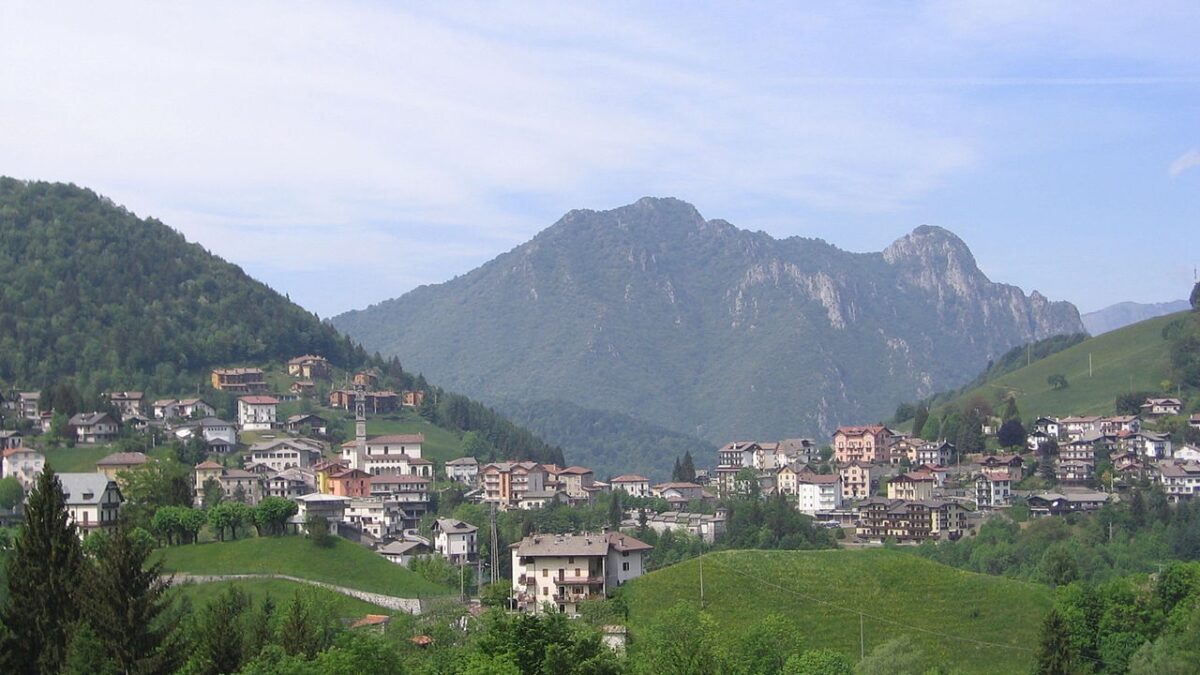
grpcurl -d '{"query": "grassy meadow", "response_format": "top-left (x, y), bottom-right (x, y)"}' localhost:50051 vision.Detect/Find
top-left (623, 548), bottom-right (1053, 675)
top-left (156, 535), bottom-right (453, 598)
top-left (937, 312), bottom-right (1182, 418)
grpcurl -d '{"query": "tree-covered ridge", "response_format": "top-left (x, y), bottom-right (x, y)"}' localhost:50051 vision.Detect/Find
top-left (492, 398), bottom-right (711, 480)
top-left (0, 178), bottom-right (361, 393)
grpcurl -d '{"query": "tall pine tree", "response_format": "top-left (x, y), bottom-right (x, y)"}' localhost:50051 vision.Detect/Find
top-left (0, 466), bottom-right (85, 675)
top-left (1034, 607), bottom-right (1079, 675)
top-left (681, 451), bottom-right (696, 482)
top-left (79, 519), bottom-right (180, 674)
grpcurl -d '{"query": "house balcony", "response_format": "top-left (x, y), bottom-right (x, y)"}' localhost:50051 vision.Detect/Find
top-left (557, 575), bottom-right (604, 586)
top-left (553, 592), bottom-right (603, 603)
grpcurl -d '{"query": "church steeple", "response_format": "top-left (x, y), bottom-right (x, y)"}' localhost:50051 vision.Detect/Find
top-left (354, 381), bottom-right (367, 470)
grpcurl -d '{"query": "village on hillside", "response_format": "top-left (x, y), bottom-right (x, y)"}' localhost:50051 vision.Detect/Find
top-left (2, 353), bottom-right (1200, 617)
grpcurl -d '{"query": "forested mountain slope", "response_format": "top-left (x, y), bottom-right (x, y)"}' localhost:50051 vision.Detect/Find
top-left (0, 178), bottom-right (360, 394)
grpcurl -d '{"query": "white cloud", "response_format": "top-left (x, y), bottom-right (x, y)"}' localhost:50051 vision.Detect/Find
top-left (0, 2), bottom-right (1196, 315)
top-left (1169, 149), bottom-right (1200, 177)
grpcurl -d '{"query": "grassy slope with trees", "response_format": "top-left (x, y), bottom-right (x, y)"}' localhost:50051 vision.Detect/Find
top-left (156, 536), bottom-right (452, 598)
top-left (621, 548), bottom-right (1052, 675)
top-left (915, 312), bottom-right (1181, 421)
top-left (493, 398), bottom-right (714, 480)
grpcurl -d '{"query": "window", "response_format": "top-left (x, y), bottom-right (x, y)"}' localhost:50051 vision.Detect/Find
top-left (622, 562), bottom-right (629, 572)
top-left (543, 587), bottom-right (549, 596)
top-left (542, 568), bottom-right (548, 578)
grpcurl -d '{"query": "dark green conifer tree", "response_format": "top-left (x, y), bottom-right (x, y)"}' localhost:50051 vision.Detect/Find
top-left (681, 451), bottom-right (696, 482)
top-left (1034, 607), bottom-right (1079, 674)
top-left (80, 519), bottom-right (180, 674)
top-left (608, 491), bottom-right (624, 530)
top-left (0, 466), bottom-right (85, 675)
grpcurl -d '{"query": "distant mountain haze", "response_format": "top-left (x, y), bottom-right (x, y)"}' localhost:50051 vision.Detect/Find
top-left (1082, 300), bottom-right (1190, 336)
top-left (333, 197), bottom-right (1083, 444)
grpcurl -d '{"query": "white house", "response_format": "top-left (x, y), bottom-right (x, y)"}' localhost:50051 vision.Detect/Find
top-left (1141, 398), bottom-right (1183, 419)
top-left (643, 510), bottom-right (726, 543)
top-left (291, 493), bottom-right (350, 533)
top-left (340, 434), bottom-right (428, 475)
top-left (2, 446), bottom-right (45, 490)
top-left (247, 439), bottom-right (322, 472)
top-left (1175, 445), bottom-right (1200, 463)
top-left (1159, 460), bottom-right (1200, 502)
top-left (68, 412), bottom-right (120, 444)
top-left (511, 531), bottom-right (652, 616)
top-left (975, 471), bottom-right (1012, 509)
top-left (377, 540), bottom-right (433, 566)
top-left (59, 472), bottom-right (122, 535)
top-left (17, 392), bottom-right (40, 420)
top-left (1128, 431), bottom-right (1173, 459)
top-left (795, 472), bottom-right (842, 515)
top-left (445, 457), bottom-right (479, 485)
top-left (174, 417), bottom-right (238, 448)
top-left (609, 475), bottom-right (651, 498)
top-left (237, 396), bottom-right (279, 431)
top-left (345, 497), bottom-right (405, 541)
top-left (264, 467), bottom-right (315, 500)
top-left (432, 517), bottom-right (479, 563)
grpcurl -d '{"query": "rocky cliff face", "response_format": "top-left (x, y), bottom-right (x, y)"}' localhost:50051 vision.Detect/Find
top-left (334, 198), bottom-right (1083, 444)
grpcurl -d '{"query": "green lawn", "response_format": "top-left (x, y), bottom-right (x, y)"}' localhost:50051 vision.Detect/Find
top-left (169, 577), bottom-right (393, 617)
top-left (156, 535), bottom-right (453, 598)
top-left (939, 312), bottom-right (1181, 418)
top-left (623, 549), bottom-right (1053, 675)
top-left (41, 444), bottom-right (175, 473)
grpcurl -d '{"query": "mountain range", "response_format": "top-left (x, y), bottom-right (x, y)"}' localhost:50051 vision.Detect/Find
top-left (1081, 300), bottom-right (1191, 336)
top-left (333, 197), bottom-right (1084, 461)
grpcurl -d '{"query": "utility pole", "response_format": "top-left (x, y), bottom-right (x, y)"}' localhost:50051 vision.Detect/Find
top-left (699, 555), bottom-right (704, 608)
top-left (489, 502), bottom-right (500, 584)
top-left (1089, 353), bottom-right (1093, 378)
top-left (859, 613), bottom-right (865, 660)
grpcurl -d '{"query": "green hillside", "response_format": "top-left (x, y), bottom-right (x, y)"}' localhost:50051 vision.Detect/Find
top-left (0, 178), bottom-right (363, 395)
top-left (933, 312), bottom-right (1183, 418)
top-left (623, 549), bottom-right (1053, 675)
top-left (170, 578), bottom-right (392, 618)
top-left (156, 536), bottom-right (453, 598)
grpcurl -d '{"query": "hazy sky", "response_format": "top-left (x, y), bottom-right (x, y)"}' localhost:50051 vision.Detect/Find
top-left (3, 2), bottom-right (1198, 317)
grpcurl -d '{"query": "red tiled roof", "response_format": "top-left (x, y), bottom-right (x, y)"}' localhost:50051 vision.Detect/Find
top-left (238, 396), bottom-right (279, 405)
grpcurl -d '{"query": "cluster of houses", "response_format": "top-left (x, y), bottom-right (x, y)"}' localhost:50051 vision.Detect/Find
top-left (3, 363), bottom-right (1197, 615)
top-left (708, 397), bottom-right (1200, 544)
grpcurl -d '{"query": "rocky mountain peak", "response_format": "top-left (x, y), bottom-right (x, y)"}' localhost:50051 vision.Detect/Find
top-left (882, 225), bottom-right (977, 270)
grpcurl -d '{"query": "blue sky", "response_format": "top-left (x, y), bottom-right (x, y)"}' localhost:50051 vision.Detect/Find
top-left (2, 2), bottom-right (1197, 317)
